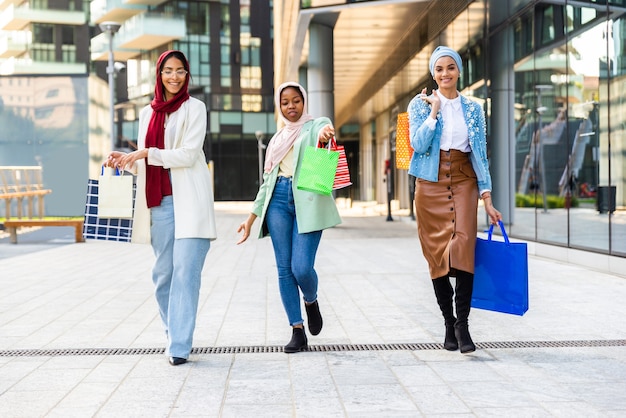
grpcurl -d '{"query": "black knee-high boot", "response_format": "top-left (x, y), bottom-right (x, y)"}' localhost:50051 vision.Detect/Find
top-left (432, 275), bottom-right (458, 351)
top-left (454, 270), bottom-right (476, 353)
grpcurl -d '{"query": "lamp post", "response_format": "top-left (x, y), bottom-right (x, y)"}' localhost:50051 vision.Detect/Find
top-left (99, 21), bottom-right (121, 151)
top-left (255, 130), bottom-right (266, 186)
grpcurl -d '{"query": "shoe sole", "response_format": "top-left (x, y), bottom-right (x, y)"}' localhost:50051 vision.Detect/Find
top-left (283, 345), bottom-right (308, 353)
top-left (309, 327), bottom-right (322, 336)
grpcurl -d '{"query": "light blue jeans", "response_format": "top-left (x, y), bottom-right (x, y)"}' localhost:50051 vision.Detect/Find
top-left (150, 195), bottom-right (210, 359)
top-left (266, 176), bottom-right (322, 326)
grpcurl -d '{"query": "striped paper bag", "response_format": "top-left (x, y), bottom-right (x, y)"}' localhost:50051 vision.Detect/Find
top-left (331, 138), bottom-right (352, 190)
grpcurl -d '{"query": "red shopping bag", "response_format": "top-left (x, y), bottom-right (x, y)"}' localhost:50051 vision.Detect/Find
top-left (329, 138), bottom-right (352, 190)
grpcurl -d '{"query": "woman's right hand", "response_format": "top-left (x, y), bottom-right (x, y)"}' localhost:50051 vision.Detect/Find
top-left (421, 89), bottom-right (440, 118)
top-left (105, 149), bottom-right (148, 171)
top-left (105, 151), bottom-right (126, 168)
top-left (236, 213), bottom-right (257, 245)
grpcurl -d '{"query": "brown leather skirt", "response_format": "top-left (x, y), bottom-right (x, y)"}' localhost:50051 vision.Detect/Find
top-left (414, 150), bottom-right (479, 279)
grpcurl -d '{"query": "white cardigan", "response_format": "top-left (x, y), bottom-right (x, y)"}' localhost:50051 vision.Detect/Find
top-left (131, 97), bottom-right (217, 243)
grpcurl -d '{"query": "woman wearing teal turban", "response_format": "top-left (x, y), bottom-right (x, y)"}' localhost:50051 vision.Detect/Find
top-left (407, 46), bottom-right (502, 353)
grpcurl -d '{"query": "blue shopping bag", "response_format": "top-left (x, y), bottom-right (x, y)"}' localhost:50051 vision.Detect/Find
top-left (472, 220), bottom-right (529, 316)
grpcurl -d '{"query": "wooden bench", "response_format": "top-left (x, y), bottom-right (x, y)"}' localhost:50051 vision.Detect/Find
top-left (3, 219), bottom-right (85, 244)
top-left (0, 166), bottom-right (52, 219)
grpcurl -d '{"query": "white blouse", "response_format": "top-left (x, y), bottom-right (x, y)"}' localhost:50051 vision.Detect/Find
top-left (424, 91), bottom-right (471, 152)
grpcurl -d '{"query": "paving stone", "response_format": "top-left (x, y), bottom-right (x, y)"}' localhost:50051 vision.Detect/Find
top-left (0, 202), bottom-right (625, 417)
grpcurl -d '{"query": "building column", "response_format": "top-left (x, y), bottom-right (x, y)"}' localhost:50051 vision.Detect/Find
top-left (489, 26), bottom-right (516, 225)
top-left (307, 22), bottom-right (334, 120)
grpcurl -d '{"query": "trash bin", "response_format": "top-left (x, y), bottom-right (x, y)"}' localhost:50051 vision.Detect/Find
top-left (597, 186), bottom-right (616, 214)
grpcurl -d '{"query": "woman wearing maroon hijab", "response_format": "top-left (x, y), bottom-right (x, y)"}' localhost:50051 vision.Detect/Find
top-left (106, 50), bottom-right (216, 366)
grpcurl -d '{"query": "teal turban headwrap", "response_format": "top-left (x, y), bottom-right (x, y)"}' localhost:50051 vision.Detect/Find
top-left (429, 46), bottom-right (463, 77)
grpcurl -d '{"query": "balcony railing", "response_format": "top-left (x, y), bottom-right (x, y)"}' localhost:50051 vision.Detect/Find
top-left (0, 4), bottom-right (86, 30)
top-left (123, 0), bottom-right (168, 6)
top-left (0, 0), bottom-right (23, 12)
top-left (0, 57), bottom-right (87, 75)
top-left (0, 30), bottom-right (29, 58)
top-left (90, 0), bottom-right (145, 25)
top-left (90, 31), bottom-right (139, 61)
top-left (91, 13), bottom-right (186, 61)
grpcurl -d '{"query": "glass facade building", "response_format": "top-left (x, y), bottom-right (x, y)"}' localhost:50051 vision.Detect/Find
top-left (448, 1), bottom-right (626, 257)
top-left (1, 0), bottom-right (624, 266)
top-left (505, 2), bottom-right (625, 256)
top-left (278, 0), bottom-right (626, 264)
top-left (0, 0), bottom-right (90, 216)
top-left (111, 0), bottom-right (276, 201)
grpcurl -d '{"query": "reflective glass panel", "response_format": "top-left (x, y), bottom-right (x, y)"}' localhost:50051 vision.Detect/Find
top-left (567, 19), bottom-right (610, 252)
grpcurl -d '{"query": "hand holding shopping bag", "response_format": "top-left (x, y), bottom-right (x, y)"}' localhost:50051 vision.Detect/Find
top-left (472, 220), bottom-right (529, 315)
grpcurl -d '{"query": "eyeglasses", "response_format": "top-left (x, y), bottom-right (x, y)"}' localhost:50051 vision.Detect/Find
top-left (161, 70), bottom-right (188, 77)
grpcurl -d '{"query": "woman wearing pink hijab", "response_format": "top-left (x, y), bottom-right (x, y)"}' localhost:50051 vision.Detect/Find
top-left (237, 82), bottom-right (341, 353)
top-left (106, 50), bottom-right (216, 366)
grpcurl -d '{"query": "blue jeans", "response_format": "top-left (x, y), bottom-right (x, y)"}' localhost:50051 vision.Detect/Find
top-left (150, 195), bottom-right (210, 358)
top-left (266, 176), bottom-right (322, 326)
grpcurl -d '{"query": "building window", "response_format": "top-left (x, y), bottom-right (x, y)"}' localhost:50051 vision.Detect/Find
top-left (221, 3), bottom-right (231, 87)
top-left (242, 94), bottom-right (262, 112)
top-left (33, 24), bottom-right (54, 44)
top-left (167, 1), bottom-right (209, 35)
top-left (240, 0), bottom-right (262, 91)
top-left (31, 0), bottom-right (47, 10)
top-left (514, 13), bottom-right (534, 62)
top-left (241, 63), bottom-right (261, 89)
top-left (221, 65), bottom-right (232, 87)
top-left (61, 26), bottom-right (74, 45)
top-left (190, 2), bottom-right (209, 34)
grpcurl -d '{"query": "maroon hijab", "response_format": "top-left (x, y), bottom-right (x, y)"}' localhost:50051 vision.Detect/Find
top-left (144, 50), bottom-right (191, 208)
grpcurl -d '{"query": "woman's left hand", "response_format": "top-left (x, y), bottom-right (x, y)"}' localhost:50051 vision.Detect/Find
top-left (484, 201), bottom-right (503, 225)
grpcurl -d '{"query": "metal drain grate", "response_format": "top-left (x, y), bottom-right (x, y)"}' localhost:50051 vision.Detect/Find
top-left (1, 340), bottom-right (625, 357)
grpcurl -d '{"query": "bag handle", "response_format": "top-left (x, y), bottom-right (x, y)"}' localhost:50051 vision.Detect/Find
top-left (101, 165), bottom-right (124, 177)
top-left (486, 220), bottom-right (510, 245)
top-left (317, 136), bottom-right (338, 152)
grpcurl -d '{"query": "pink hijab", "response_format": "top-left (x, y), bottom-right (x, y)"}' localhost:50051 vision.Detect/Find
top-left (263, 82), bottom-right (314, 173)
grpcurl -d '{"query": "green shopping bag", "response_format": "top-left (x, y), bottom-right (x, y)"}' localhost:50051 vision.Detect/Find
top-left (297, 140), bottom-right (339, 195)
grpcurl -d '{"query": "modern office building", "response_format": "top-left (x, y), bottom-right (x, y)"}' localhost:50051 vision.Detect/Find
top-left (0, 0), bottom-right (90, 215)
top-left (276, 0), bottom-right (625, 270)
top-left (90, 0), bottom-right (276, 200)
top-left (0, 0), bottom-right (277, 214)
top-left (1, 0), bottom-right (624, 271)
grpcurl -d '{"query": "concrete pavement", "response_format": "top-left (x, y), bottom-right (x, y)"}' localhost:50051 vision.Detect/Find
top-left (1, 202), bottom-right (626, 417)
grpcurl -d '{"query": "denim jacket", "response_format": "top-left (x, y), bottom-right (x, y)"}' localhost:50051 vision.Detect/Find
top-left (407, 93), bottom-right (492, 192)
